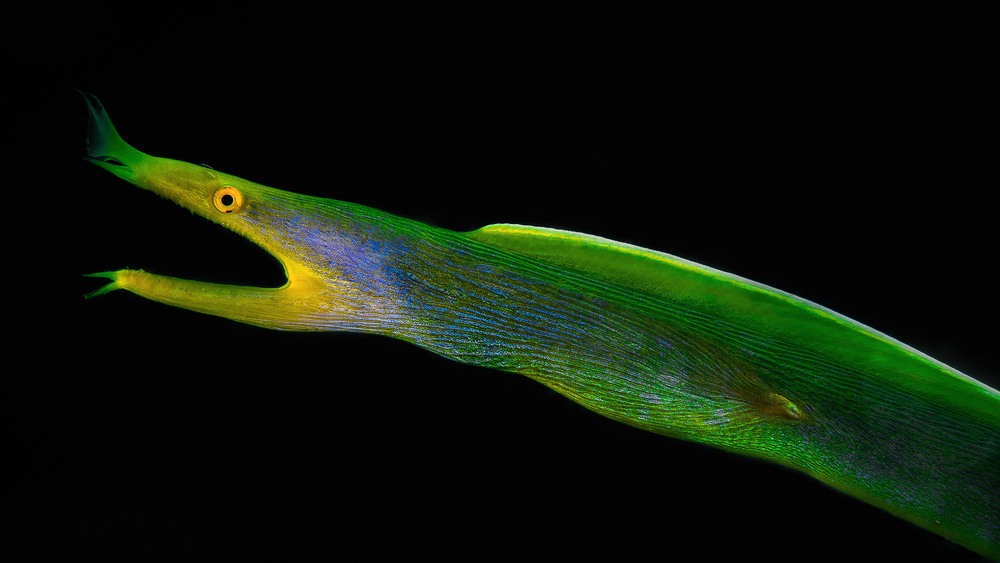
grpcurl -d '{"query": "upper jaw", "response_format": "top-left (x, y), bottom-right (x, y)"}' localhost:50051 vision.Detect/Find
top-left (81, 91), bottom-right (147, 179)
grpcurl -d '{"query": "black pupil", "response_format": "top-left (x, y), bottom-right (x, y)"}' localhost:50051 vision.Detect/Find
top-left (220, 194), bottom-right (234, 207)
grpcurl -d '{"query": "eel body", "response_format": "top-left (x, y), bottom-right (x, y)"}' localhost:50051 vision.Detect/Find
top-left (81, 93), bottom-right (999, 559)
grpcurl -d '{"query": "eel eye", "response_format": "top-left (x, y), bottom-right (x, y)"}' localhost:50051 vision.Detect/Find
top-left (213, 186), bottom-right (244, 213)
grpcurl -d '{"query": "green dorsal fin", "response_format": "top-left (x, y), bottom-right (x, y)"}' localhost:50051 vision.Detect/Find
top-left (468, 223), bottom-right (830, 324)
top-left (467, 223), bottom-right (1000, 423)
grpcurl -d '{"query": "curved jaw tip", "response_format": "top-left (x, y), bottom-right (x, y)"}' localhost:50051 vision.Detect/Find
top-left (83, 271), bottom-right (123, 299)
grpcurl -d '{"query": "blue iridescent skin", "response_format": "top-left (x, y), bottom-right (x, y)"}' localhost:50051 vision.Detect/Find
top-left (80, 92), bottom-right (1000, 560)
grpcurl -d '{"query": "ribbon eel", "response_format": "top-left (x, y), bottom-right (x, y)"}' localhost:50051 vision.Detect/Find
top-left (81, 93), bottom-right (999, 560)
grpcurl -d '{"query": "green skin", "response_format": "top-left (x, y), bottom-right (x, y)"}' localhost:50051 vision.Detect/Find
top-left (81, 93), bottom-right (1000, 560)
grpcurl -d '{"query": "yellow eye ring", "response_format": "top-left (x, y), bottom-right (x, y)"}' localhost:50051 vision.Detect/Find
top-left (213, 186), bottom-right (244, 213)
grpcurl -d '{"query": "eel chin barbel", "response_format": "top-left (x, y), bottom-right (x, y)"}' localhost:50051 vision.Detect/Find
top-left (80, 93), bottom-right (999, 560)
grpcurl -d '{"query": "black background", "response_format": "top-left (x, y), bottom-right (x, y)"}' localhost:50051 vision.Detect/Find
top-left (13, 9), bottom-right (998, 561)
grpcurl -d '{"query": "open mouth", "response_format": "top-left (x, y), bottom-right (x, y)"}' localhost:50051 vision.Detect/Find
top-left (80, 91), bottom-right (286, 294)
top-left (82, 190), bottom-right (287, 297)
top-left (80, 92), bottom-right (345, 331)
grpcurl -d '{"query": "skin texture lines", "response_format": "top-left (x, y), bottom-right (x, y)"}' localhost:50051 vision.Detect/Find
top-left (80, 94), bottom-right (1000, 561)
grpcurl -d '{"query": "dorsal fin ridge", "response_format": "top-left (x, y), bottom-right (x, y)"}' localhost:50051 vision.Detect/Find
top-left (467, 223), bottom-right (780, 308)
top-left (465, 223), bottom-right (1000, 419)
